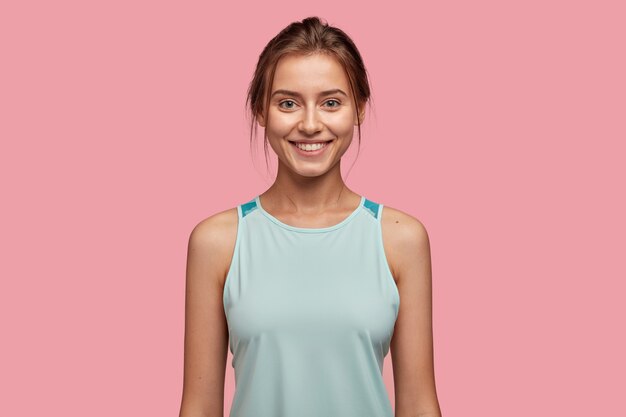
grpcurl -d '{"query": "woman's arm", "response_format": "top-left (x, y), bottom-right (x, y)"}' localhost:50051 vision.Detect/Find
top-left (179, 209), bottom-right (238, 417)
top-left (383, 207), bottom-right (442, 417)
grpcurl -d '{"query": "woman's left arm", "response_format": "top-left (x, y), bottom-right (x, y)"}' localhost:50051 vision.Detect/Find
top-left (383, 208), bottom-right (442, 417)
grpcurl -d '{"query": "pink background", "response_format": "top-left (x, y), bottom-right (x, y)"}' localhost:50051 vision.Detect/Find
top-left (1, 1), bottom-right (624, 416)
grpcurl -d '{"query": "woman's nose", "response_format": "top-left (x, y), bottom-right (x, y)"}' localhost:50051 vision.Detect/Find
top-left (298, 108), bottom-right (323, 134)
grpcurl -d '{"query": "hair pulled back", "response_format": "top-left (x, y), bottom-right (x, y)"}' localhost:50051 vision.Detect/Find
top-left (245, 16), bottom-right (372, 173)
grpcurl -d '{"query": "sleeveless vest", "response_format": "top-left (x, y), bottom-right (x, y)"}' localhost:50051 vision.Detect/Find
top-left (223, 194), bottom-right (400, 417)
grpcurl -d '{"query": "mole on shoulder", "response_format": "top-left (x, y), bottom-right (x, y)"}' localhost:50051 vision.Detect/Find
top-left (395, 220), bottom-right (399, 223)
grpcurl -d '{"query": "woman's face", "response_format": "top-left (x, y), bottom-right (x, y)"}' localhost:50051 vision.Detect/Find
top-left (257, 53), bottom-right (363, 178)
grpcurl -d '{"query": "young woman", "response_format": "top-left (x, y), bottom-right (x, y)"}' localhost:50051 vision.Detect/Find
top-left (179, 16), bottom-right (442, 417)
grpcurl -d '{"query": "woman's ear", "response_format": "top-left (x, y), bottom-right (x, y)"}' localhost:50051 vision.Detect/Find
top-left (355, 102), bottom-right (366, 125)
top-left (256, 112), bottom-right (266, 128)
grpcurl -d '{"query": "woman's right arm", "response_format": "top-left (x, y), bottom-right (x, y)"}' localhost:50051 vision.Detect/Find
top-left (178, 209), bottom-right (238, 417)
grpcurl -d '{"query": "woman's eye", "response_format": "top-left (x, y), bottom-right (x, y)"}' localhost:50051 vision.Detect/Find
top-left (279, 100), bottom-right (296, 109)
top-left (325, 99), bottom-right (340, 108)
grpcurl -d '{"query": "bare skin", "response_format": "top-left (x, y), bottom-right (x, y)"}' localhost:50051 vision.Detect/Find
top-left (179, 52), bottom-right (442, 417)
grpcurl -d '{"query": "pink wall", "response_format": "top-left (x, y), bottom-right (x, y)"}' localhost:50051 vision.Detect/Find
top-left (1, 1), bottom-right (624, 416)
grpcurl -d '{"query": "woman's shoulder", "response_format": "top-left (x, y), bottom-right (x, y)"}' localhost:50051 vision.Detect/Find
top-left (379, 203), bottom-right (429, 239)
top-left (191, 206), bottom-right (239, 242)
top-left (187, 206), bottom-right (239, 284)
top-left (379, 203), bottom-right (430, 281)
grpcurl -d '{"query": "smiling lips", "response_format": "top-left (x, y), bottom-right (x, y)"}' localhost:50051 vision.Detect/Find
top-left (292, 140), bottom-right (330, 149)
top-left (289, 139), bottom-right (333, 155)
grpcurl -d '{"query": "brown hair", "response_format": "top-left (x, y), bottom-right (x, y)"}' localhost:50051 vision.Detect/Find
top-left (245, 16), bottom-right (373, 175)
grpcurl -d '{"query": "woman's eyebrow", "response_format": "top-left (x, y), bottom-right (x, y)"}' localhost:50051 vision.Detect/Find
top-left (271, 88), bottom-right (348, 98)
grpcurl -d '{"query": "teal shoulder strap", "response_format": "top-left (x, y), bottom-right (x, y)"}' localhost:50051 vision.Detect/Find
top-left (363, 198), bottom-right (380, 220)
top-left (241, 198), bottom-right (258, 218)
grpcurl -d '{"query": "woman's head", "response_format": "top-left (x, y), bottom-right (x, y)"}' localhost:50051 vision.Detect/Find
top-left (246, 16), bottom-right (372, 177)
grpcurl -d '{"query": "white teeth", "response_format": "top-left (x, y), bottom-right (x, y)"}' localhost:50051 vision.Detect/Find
top-left (294, 142), bottom-right (328, 151)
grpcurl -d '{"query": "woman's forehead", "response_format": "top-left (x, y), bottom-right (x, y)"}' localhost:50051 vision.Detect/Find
top-left (272, 53), bottom-right (350, 93)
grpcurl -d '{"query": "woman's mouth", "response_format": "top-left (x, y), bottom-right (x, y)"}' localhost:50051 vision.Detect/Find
top-left (288, 140), bottom-right (333, 157)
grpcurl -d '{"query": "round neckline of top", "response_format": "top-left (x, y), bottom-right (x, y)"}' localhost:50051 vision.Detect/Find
top-left (254, 194), bottom-right (365, 233)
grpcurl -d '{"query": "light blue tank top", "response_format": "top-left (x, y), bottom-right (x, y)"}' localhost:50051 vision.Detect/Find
top-left (223, 194), bottom-right (400, 417)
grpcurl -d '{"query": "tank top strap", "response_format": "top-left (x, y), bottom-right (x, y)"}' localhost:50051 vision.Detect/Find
top-left (240, 197), bottom-right (258, 219)
top-left (362, 197), bottom-right (382, 222)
